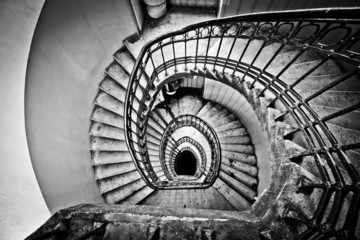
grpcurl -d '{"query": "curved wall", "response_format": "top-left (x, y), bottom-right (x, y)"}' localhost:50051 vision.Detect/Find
top-left (0, 0), bottom-right (50, 239)
top-left (25, 0), bottom-right (139, 213)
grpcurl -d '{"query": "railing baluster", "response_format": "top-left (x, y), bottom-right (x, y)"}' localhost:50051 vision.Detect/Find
top-left (195, 28), bottom-right (200, 69)
top-left (172, 36), bottom-right (177, 72)
top-left (204, 25), bottom-right (213, 70)
top-left (160, 42), bottom-right (168, 76)
top-left (321, 103), bottom-right (360, 122)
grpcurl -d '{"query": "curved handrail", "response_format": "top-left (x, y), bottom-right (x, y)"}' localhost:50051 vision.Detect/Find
top-left (124, 7), bottom-right (360, 239)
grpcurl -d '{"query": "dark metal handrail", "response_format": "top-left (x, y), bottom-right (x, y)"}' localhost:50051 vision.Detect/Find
top-left (168, 137), bottom-right (206, 179)
top-left (124, 8), bottom-right (360, 239)
top-left (158, 115), bottom-right (221, 189)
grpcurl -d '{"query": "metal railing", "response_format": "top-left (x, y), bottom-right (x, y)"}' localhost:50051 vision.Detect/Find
top-left (168, 137), bottom-right (206, 180)
top-left (159, 115), bottom-right (221, 188)
top-left (124, 8), bottom-right (360, 239)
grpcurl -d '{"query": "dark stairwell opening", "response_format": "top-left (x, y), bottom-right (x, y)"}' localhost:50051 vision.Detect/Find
top-left (175, 150), bottom-right (197, 176)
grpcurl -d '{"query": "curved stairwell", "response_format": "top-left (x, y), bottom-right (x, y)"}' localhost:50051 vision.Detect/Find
top-left (30, 8), bottom-right (360, 240)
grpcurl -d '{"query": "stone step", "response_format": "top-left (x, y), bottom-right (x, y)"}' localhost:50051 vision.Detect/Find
top-left (99, 170), bottom-right (142, 194)
top-left (146, 125), bottom-right (163, 140)
top-left (123, 33), bottom-right (146, 59)
top-left (221, 144), bottom-right (254, 154)
top-left (220, 164), bottom-right (257, 189)
top-left (90, 137), bottom-right (128, 151)
top-left (114, 47), bottom-right (148, 89)
top-left (268, 59), bottom-right (341, 86)
top-left (226, 38), bottom-right (265, 63)
top-left (147, 134), bottom-right (161, 146)
top-left (222, 157), bottom-right (258, 177)
top-left (214, 119), bottom-right (241, 132)
top-left (119, 186), bottom-right (154, 205)
top-left (256, 46), bottom-right (322, 71)
top-left (219, 136), bottom-right (251, 145)
top-left (94, 91), bottom-right (124, 116)
top-left (300, 90), bottom-right (360, 110)
top-left (177, 94), bottom-right (204, 116)
top-left (89, 122), bottom-right (125, 140)
top-left (208, 109), bottom-right (234, 128)
top-left (222, 151), bottom-right (256, 165)
top-left (150, 109), bottom-right (168, 129)
top-left (294, 74), bottom-right (360, 92)
top-left (196, 101), bottom-right (216, 118)
top-left (106, 61), bottom-right (130, 89)
top-left (95, 162), bottom-right (137, 180)
top-left (217, 128), bottom-right (248, 137)
top-left (91, 107), bottom-right (123, 128)
top-left (104, 178), bottom-right (146, 204)
top-left (310, 104), bottom-right (360, 131)
top-left (180, 75), bottom-right (205, 88)
top-left (99, 77), bottom-right (126, 102)
top-left (148, 116), bottom-right (165, 134)
top-left (326, 122), bottom-right (360, 146)
top-left (91, 151), bottom-right (132, 166)
top-left (219, 171), bottom-right (256, 202)
top-left (146, 141), bottom-right (159, 151)
top-left (140, 187), bottom-right (235, 211)
top-left (156, 108), bottom-right (173, 124)
top-left (213, 178), bottom-right (251, 211)
top-left (201, 104), bottom-right (222, 121)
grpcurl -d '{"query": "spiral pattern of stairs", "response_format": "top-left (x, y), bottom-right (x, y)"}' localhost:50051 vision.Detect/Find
top-left (89, 45), bottom-right (259, 209)
top-left (87, 10), bottom-right (360, 239)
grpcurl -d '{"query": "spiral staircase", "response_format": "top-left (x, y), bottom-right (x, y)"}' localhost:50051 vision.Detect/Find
top-left (28, 8), bottom-right (360, 240)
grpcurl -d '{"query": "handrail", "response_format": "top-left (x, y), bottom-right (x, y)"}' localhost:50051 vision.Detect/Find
top-left (158, 115), bottom-right (221, 189)
top-left (168, 137), bottom-right (207, 179)
top-left (124, 7), bottom-right (360, 239)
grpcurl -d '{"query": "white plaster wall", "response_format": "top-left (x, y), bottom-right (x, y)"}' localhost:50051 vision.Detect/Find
top-left (0, 0), bottom-right (50, 239)
top-left (25, 0), bottom-right (139, 213)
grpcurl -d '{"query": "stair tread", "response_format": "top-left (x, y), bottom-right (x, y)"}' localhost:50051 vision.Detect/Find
top-left (91, 107), bottom-right (124, 128)
top-left (90, 122), bottom-right (125, 140)
top-left (114, 47), bottom-right (136, 75)
top-left (119, 186), bottom-right (154, 205)
top-left (94, 91), bottom-right (124, 116)
top-left (95, 161), bottom-right (137, 180)
top-left (91, 151), bottom-right (132, 166)
top-left (310, 104), bottom-right (360, 131)
top-left (106, 61), bottom-right (129, 89)
top-left (90, 137), bottom-right (128, 151)
top-left (123, 33), bottom-right (146, 59)
top-left (213, 178), bottom-right (251, 211)
top-left (222, 157), bottom-right (258, 177)
top-left (104, 178), bottom-right (146, 204)
top-left (99, 77), bottom-right (126, 102)
top-left (300, 90), bottom-right (360, 110)
top-left (220, 164), bottom-right (258, 189)
top-left (222, 151), bottom-right (256, 165)
top-left (99, 170), bottom-right (141, 194)
top-left (219, 171), bottom-right (256, 202)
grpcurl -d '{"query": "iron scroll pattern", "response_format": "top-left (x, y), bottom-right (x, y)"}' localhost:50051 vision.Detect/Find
top-left (124, 8), bottom-right (360, 239)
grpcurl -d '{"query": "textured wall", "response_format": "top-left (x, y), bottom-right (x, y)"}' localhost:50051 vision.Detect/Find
top-left (0, 0), bottom-right (50, 239)
top-left (25, 0), bottom-right (139, 213)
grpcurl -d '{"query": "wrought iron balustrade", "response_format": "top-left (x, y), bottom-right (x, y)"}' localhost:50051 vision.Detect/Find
top-left (124, 8), bottom-right (360, 239)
